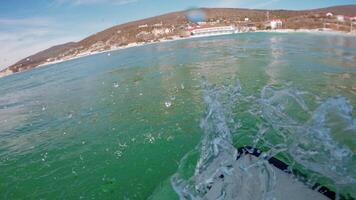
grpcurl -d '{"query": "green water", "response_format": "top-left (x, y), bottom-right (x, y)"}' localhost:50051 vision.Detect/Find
top-left (0, 33), bottom-right (355, 199)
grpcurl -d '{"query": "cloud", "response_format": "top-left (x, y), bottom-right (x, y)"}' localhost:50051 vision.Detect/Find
top-left (207, 0), bottom-right (282, 9)
top-left (113, 0), bottom-right (138, 6)
top-left (208, 0), bottom-right (244, 8)
top-left (56, 0), bottom-right (138, 6)
top-left (0, 11), bottom-right (123, 70)
top-left (0, 17), bottom-right (51, 27)
top-left (0, 35), bottom-right (78, 70)
top-left (252, 0), bottom-right (281, 9)
top-left (0, 16), bottom-right (81, 70)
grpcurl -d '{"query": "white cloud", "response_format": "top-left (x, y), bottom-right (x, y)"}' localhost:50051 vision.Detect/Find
top-left (0, 17), bottom-right (51, 27)
top-left (56, 0), bottom-right (138, 6)
top-left (0, 16), bottom-right (82, 70)
top-left (113, 0), bottom-right (138, 6)
top-left (207, 0), bottom-right (282, 9)
top-left (206, 0), bottom-right (243, 8)
top-left (0, 12), bottom-right (123, 70)
top-left (0, 35), bottom-right (79, 70)
top-left (252, 0), bottom-right (281, 9)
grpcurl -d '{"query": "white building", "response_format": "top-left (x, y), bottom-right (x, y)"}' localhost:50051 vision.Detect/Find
top-left (138, 24), bottom-right (148, 28)
top-left (326, 12), bottom-right (333, 17)
top-left (164, 28), bottom-right (171, 34)
top-left (244, 17), bottom-right (249, 22)
top-left (336, 15), bottom-right (345, 22)
top-left (151, 28), bottom-right (171, 36)
top-left (152, 28), bottom-right (164, 36)
top-left (190, 26), bottom-right (238, 37)
top-left (348, 15), bottom-right (356, 21)
top-left (270, 19), bottom-right (283, 29)
top-left (153, 22), bottom-right (163, 27)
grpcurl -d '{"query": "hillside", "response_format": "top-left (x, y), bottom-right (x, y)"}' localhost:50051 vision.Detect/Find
top-left (1, 5), bottom-right (356, 77)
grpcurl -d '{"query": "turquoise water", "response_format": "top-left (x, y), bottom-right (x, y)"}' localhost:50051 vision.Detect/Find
top-left (0, 32), bottom-right (355, 199)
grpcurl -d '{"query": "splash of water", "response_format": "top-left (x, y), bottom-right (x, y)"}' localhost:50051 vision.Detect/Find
top-left (260, 86), bottom-right (356, 185)
top-left (171, 81), bottom-right (355, 199)
top-left (171, 81), bottom-right (277, 200)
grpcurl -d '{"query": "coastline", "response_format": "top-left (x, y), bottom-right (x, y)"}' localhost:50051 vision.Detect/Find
top-left (1, 29), bottom-right (355, 79)
top-left (256, 28), bottom-right (356, 36)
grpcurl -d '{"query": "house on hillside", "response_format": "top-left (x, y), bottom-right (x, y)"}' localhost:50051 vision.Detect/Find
top-left (346, 15), bottom-right (356, 21)
top-left (153, 22), bottom-right (163, 27)
top-left (188, 26), bottom-right (237, 37)
top-left (136, 31), bottom-right (154, 41)
top-left (270, 19), bottom-right (283, 29)
top-left (326, 12), bottom-right (334, 17)
top-left (138, 24), bottom-right (148, 28)
top-left (336, 15), bottom-right (345, 22)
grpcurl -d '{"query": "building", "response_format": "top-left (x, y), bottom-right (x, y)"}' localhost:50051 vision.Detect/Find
top-left (326, 12), bottom-right (333, 17)
top-left (138, 24), bottom-right (148, 28)
top-left (197, 21), bottom-right (207, 25)
top-left (244, 17), bottom-right (249, 22)
top-left (270, 19), bottom-right (283, 29)
top-left (189, 26), bottom-right (238, 37)
top-left (336, 15), bottom-right (345, 22)
top-left (153, 22), bottom-right (163, 27)
top-left (346, 15), bottom-right (356, 21)
top-left (164, 28), bottom-right (171, 34)
top-left (152, 28), bottom-right (171, 36)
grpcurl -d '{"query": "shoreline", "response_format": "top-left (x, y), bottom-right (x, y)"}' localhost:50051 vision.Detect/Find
top-left (256, 28), bottom-right (356, 36)
top-left (1, 29), bottom-right (355, 79)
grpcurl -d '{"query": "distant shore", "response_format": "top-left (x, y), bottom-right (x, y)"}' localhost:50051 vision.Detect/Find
top-left (0, 29), bottom-right (355, 79)
top-left (27, 29), bottom-right (356, 68)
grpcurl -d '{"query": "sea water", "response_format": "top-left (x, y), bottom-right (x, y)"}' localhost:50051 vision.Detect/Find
top-left (0, 32), bottom-right (355, 199)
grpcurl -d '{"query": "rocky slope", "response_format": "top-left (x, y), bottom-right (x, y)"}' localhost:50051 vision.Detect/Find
top-left (1, 5), bottom-right (356, 77)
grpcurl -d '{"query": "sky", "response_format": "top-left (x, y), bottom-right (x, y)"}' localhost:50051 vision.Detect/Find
top-left (0, 0), bottom-right (355, 69)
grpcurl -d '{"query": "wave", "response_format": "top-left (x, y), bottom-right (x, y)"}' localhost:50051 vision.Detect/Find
top-left (171, 80), bottom-right (355, 199)
top-left (261, 86), bottom-right (356, 185)
top-left (171, 81), bottom-right (276, 200)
